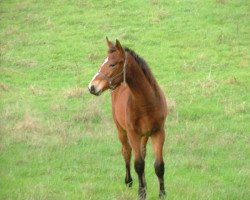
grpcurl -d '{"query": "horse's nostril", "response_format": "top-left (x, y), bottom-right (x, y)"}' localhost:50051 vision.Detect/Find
top-left (89, 85), bottom-right (95, 93)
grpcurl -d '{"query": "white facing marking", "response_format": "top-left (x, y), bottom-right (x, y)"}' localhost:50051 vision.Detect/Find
top-left (88, 57), bottom-right (108, 90)
top-left (101, 57), bottom-right (109, 67)
top-left (88, 72), bottom-right (99, 89)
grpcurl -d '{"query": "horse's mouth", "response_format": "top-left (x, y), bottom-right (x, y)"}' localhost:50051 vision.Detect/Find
top-left (89, 89), bottom-right (102, 96)
top-left (94, 91), bottom-right (102, 96)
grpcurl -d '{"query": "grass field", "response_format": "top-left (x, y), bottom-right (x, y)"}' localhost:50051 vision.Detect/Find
top-left (0, 0), bottom-right (249, 199)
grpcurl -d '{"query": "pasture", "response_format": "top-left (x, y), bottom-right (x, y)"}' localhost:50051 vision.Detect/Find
top-left (0, 0), bottom-right (249, 199)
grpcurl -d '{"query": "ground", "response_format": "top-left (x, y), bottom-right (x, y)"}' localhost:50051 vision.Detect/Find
top-left (0, 0), bottom-right (249, 199)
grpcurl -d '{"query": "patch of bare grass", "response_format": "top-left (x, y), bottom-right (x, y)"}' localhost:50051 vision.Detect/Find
top-left (87, 52), bottom-right (100, 61)
top-left (15, 112), bottom-right (42, 132)
top-left (46, 17), bottom-right (54, 28)
top-left (150, 8), bottom-right (169, 24)
top-left (46, 119), bottom-right (73, 145)
top-left (0, 43), bottom-right (10, 53)
top-left (28, 85), bottom-right (44, 95)
top-left (183, 61), bottom-right (195, 72)
top-left (167, 98), bottom-right (177, 113)
top-left (0, 82), bottom-right (10, 91)
top-left (50, 104), bottom-right (65, 112)
top-left (115, 189), bottom-right (137, 200)
top-left (199, 77), bottom-right (217, 89)
top-left (14, 2), bottom-right (28, 11)
top-left (216, 0), bottom-right (227, 5)
top-left (239, 56), bottom-right (249, 68)
top-left (0, 102), bottom-right (23, 131)
top-left (18, 59), bottom-right (38, 68)
top-left (22, 59), bottom-right (38, 67)
top-left (1, 98), bottom-right (111, 146)
top-left (5, 27), bottom-right (18, 36)
top-left (150, 0), bottom-right (160, 5)
top-left (76, 0), bottom-right (93, 7)
top-left (73, 96), bottom-right (115, 137)
top-left (186, 156), bottom-right (209, 171)
top-left (198, 74), bottom-right (218, 96)
top-left (45, 118), bottom-right (94, 146)
top-left (224, 76), bottom-right (240, 85)
top-left (197, 53), bottom-right (207, 61)
top-left (64, 87), bottom-right (87, 98)
top-left (2, 110), bottom-right (53, 146)
top-left (215, 132), bottom-right (238, 147)
top-left (224, 101), bottom-right (247, 116)
top-left (73, 98), bottom-right (104, 123)
top-left (9, 110), bottom-right (79, 146)
top-left (1, 67), bottom-right (24, 76)
top-left (167, 97), bottom-right (179, 124)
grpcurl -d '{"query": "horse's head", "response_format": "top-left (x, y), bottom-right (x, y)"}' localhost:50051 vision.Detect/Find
top-left (88, 37), bottom-right (126, 96)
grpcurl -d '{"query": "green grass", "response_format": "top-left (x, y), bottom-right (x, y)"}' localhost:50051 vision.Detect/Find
top-left (0, 0), bottom-right (249, 199)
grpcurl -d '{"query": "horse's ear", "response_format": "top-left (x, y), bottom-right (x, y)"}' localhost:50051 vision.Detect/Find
top-left (115, 39), bottom-right (124, 54)
top-left (106, 36), bottom-right (114, 48)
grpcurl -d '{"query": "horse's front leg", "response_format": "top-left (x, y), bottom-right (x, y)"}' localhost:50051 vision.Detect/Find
top-left (128, 131), bottom-right (147, 200)
top-left (118, 130), bottom-right (133, 187)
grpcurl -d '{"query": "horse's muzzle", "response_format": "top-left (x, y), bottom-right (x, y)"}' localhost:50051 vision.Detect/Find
top-left (88, 85), bottom-right (102, 96)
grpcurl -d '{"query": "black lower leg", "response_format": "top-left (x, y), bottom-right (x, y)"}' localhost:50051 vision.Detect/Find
top-left (135, 158), bottom-right (146, 199)
top-left (155, 161), bottom-right (166, 198)
top-left (125, 163), bottom-right (133, 187)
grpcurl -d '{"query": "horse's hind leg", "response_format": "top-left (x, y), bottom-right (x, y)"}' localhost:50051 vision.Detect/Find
top-left (118, 130), bottom-right (133, 187)
top-left (151, 130), bottom-right (166, 198)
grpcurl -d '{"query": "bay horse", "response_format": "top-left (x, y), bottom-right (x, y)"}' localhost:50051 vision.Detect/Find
top-left (88, 38), bottom-right (167, 199)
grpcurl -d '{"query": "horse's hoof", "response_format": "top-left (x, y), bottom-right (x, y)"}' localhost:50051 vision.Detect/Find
top-left (159, 190), bottom-right (166, 199)
top-left (126, 180), bottom-right (133, 187)
top-left (125, 178), bottom-right (133, 187)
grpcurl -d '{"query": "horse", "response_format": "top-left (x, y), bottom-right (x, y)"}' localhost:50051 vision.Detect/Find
top-left (88, 37), bottom-right (167, 199)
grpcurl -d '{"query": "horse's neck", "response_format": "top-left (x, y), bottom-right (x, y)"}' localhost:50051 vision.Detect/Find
top-left (126, 56), bottom-right (156, 104)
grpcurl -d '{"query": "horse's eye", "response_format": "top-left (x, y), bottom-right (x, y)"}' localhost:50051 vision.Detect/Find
top-left (110, 63), bottom-right (116, 67)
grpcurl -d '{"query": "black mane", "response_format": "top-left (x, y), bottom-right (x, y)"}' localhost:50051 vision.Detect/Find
top-left (124, 47), bottom-right (157, 87)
